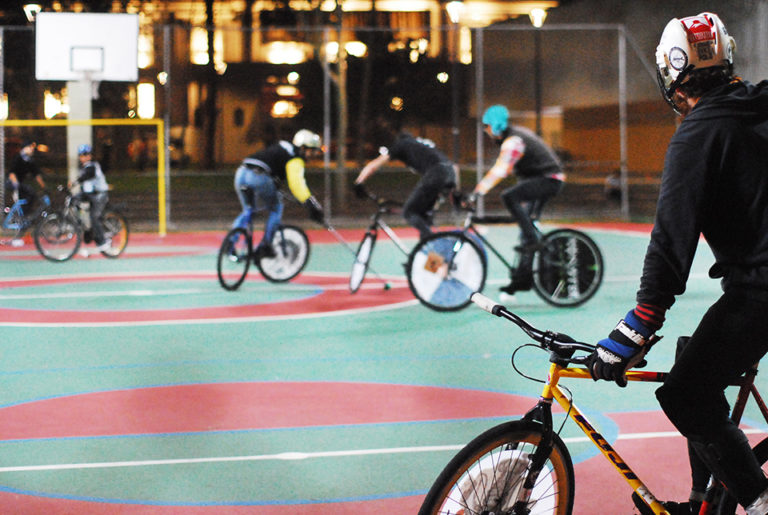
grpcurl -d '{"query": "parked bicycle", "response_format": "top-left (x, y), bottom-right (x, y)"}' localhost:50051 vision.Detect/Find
top-left (419, 292), bottom-right (768, 515)
top-left (1, 192), bottom-right (52, 246)
top-left (216, 193), bottom-right (310, 290)
top-left (33, 185), bottom-right (129, 262)
top-left (407, 198), bottom-right (604, 311)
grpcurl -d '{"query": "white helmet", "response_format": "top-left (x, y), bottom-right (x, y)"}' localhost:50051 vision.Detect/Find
top-left (655, 12), bottom-right (736, 107)
top-left (292, 129), bottom-right (322, 149)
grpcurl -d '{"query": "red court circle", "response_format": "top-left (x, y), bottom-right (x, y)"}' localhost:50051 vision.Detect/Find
top-left (0, 272), bottom-right (414, 325)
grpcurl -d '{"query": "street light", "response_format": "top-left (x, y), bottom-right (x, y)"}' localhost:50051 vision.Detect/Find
top-left (529, 8), bottom-right (547, 135)
top-left (446, 0), bottom-right (464, 165)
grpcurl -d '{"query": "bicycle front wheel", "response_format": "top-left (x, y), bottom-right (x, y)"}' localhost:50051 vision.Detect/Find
top-left (99, 209), bottom-right (129, 258)
top-left (349, 231), bottom-right (376, 293)
top-left (257, 225), bottom-right (309, 282)
top-left (419, 420), bottom-right (575, 515)
top-left (217, 228), bottom-right (252, 291)
top-left (407, 231), bottom-right (486, 312)
top-left (34, 212), bottom-right (82, 262)
top-left (533, 229), bottom-right (604, 308)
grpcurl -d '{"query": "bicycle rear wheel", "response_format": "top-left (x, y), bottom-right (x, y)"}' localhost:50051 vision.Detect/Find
top-left (99, 209), bottom-right (129, 258)
top-left (34, 212), bottom-right (82, 262)
top-left (217, 228), bottom-right (252, 291)
top-left (419, 420), bottom-right (574, 515)
top-left (349, 231), bottom-right (376, 293)
top-left (407, 231), bottom-right (486, 312)
top-left (257, 225), bottom-right (309, 282)
top-left (533, 229), bottom-right (603, 307)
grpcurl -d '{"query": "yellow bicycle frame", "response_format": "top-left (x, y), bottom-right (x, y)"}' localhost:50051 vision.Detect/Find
top-left (542, 363), bottom-right (672, 515)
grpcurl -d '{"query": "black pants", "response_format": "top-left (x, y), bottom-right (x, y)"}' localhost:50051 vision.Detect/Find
top-left (500, 177), bottom-right (563, 245)
top-left (403, 162), bottom-right (456, 240)
top-left (656, 288), bottom-right (768, 507)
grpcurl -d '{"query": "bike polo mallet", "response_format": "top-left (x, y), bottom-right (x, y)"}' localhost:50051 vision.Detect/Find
top-left (324, 223), bottom-right (392, 291)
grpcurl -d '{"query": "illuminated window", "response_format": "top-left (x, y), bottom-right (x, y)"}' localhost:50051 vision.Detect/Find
top-left (190, 27), bottom-right (224, 68)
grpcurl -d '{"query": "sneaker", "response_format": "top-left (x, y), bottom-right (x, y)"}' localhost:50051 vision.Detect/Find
top-left (747, 486), bottom-right (768, 515)
top-left (96, 239), bottom-right (112, 252)
top-left (79, 248), bottom-right (90, 258)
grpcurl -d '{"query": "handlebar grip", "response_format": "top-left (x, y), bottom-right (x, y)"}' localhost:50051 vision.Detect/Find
top-left (470, 292), bottom-right (501, 315)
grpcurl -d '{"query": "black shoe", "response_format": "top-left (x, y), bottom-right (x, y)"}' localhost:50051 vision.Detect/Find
top-left (500, 276), bottom-right (533, 295)
top-left (254, 243), bottom-right (276, 260)
top-left (631, 492), bottom-right (698, 515)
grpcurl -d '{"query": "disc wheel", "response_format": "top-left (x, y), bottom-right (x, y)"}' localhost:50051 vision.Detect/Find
top-left (349, 231), bottom-right (376, 293)
top-left (419, 420), bottom-right (575, 515)
top-left (257, 225), bottom-right (310, 283)
top-left (217, 227), bottom-right (252, 291)
top-left (34, 212), bottom-right (82, 262)
top-left (99, 209), bottom-right (129, 258)
top-left (532, 229), bottom-right (604, 307)
top-left (407, 231), bottom-right (487, 312)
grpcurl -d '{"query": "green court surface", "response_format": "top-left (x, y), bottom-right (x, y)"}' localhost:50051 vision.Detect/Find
top-left (0, 222), bottom-right (765, 514)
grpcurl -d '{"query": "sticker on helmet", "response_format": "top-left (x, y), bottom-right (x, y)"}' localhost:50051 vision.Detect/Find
top-left (668, 47), bottom-right (688, 71)
top-left (682, 17), bottom-right (715, 43)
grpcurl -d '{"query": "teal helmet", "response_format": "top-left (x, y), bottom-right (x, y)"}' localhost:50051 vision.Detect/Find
top-left (78, 143), bottom-right (93, 155)
top-left (482, 105), bottom-right (510, 137)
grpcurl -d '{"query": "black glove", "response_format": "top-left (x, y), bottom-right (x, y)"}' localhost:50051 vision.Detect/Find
top-left (587, 309), bottom-right (656, 387)
top-left (305, 196), bottom-right (324, 224)
top-left (353, 182), bottom-right (368, 199)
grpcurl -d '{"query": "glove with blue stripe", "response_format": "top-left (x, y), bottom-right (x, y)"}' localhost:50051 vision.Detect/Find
top-left (588, 307), bottom-right (661, 387)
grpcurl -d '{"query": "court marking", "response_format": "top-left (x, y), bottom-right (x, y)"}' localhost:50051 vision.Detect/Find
top-left (0, 272), bottom-right (415, 326)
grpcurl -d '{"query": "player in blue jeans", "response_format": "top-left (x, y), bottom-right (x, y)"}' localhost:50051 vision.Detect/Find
top-left (231, 129), bottom-right (324, 258)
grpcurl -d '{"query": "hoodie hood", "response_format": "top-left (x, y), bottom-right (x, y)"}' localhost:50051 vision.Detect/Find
top-left (686, 79), bottom-right (768, 122)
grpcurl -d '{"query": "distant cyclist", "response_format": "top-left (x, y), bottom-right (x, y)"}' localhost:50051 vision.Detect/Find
top-left (354, 130), bottom-right (457, 240)
top-left (473, 105), bottom-right (565, 295)
top-left (231, 129), bottom-right (325, 258)
top-left (71, 143), bottom-right (111, 254)
top-left (6, 140), bottom-right (46, 213)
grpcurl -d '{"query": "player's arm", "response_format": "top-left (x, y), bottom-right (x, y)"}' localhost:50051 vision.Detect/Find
top-left (286, 157), bottom-right (324, 224)
top-left (473, 135), bottom-right (525, 195)
top-left (355, 152), bottom-right (390, 185)
top-left (285, 157), bottom-right (312, 203)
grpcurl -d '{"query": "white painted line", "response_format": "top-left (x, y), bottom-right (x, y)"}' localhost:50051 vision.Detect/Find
top-left (1, 428), bottom-right (764, 473)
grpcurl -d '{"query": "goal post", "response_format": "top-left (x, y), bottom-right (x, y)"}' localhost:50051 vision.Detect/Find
top-left (0, 118), bottom-right (167, 236)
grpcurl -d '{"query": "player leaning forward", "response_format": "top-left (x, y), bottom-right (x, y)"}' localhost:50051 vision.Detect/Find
top-left (586, 12), bottom-right (768, 515)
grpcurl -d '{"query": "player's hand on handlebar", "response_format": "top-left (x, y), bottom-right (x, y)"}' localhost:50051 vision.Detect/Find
top-left (305, 196), bottom-right (325, 224)
top-left (587, 309), bottom-right (657, 387)
top-left (353, 182), bottom-right (368, 200)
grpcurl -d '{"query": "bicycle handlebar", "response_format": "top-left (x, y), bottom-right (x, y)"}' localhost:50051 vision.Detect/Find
top-left (471, 292), bottom-right (595, 362)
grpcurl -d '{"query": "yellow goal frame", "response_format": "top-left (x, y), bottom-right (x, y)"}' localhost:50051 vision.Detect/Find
top-left (0, 118), bottom-right (167, 235)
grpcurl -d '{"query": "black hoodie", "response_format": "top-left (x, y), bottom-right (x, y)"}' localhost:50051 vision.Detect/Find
top-left (637, 79), bottom-right (768, 310)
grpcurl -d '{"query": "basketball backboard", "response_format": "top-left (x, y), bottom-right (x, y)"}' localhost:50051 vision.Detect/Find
top-left (35, 12), bottom-right (139, 82)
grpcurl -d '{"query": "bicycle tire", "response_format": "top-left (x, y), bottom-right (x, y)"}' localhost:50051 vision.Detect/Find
top-left (99, 209), bottom-right (129, 258)
top-left (217, 227), bottom-right (252, 291)
top-left (257, 225), bottom-right (310, 283)
top-left (419, 420), bottom-right (575, 515)
top-left (349, 231), bottom-right (376, 293)
top-left (532, 228), bottom-right (604, 308)
top-left (33, 211), bottom-right (82, 262)
top-left (407, 231), bottom-right (486, 312)
top-left (713, 437), bottom-right (768, 515)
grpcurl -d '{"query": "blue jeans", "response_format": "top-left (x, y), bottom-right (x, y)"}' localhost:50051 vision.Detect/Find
top-left (233, 165), bottom-right (282, 248)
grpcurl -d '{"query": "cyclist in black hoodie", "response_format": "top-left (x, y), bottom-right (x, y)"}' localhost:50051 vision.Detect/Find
top-left (586, 12), bottom-right (768, 514)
